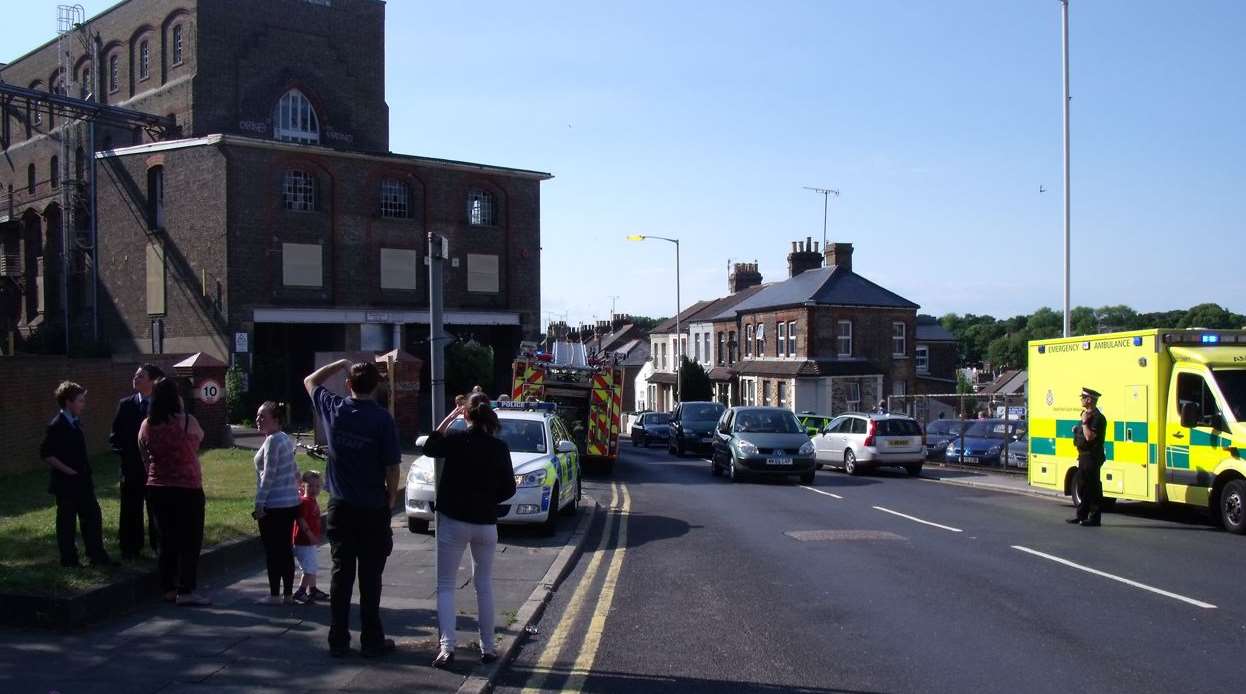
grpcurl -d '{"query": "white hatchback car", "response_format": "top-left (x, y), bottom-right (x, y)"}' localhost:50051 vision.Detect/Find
top-left (812, 413), bottom-right (925, 476)
top-left (405, 404), bottom-right (582, 535)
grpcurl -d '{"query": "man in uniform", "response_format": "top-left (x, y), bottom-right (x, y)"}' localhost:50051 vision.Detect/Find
top-left (1067, 387), bottom-right (1107, 527)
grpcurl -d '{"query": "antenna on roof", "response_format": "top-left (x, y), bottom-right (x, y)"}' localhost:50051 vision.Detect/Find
top-left (803, 186), bottom-right (840, 249)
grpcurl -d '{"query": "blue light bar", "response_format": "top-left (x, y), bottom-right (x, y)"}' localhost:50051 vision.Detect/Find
top-left (492, 400), bottom-right (558, 412)
top-left (1201, 335), bottom-right (1221, 344)
top-left (1132, 336), bottom-right (1144, 347)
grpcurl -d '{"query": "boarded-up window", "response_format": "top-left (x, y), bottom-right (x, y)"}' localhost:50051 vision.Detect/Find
top-left (146, 242), bottom-right (166, 315)
top-left (466, 253), bottom-right (499, 293)
top-left (282, 242), bottom-right (322, 287)
top-left (380, 248), bottom-right (417, 290)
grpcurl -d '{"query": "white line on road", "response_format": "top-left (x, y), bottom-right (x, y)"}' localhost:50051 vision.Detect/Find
top-left (872, 505), bottom-right (963, 533)
top-left (1011, 545), bottom-right (1217, 609)
top-left (801, 485), bottom-right (844, 500)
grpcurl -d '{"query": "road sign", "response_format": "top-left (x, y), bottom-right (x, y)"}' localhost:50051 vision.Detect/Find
top-left (198, 379), bottom-right (223, 404)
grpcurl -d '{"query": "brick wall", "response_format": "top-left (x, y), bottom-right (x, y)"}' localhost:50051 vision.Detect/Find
top-left (0, 354), bottom-right (190, 476)
top-left (737, 307), bottom-right (810, 360)
top-left (811, 306), bottom-right (916, 394)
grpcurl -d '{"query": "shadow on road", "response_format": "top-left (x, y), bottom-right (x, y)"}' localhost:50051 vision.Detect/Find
top-left (498, 664), bottom-right (887, 694)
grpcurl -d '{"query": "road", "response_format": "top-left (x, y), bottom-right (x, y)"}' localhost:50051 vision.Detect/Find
top-left (494, 442), bottom-right (1246, 694)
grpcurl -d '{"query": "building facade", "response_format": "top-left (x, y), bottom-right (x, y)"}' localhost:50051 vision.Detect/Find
top-left (1, 0), bottom-right (548, 421)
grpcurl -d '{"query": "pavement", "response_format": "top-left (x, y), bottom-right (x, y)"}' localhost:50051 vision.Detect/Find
top-left (494, 443), bottom-right (1246, 694)
top-left (0, 432), bottom-right (598, 694)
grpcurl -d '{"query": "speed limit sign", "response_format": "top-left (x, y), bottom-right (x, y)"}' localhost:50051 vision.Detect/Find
top-left (198, 379), bottom-right (223, 405)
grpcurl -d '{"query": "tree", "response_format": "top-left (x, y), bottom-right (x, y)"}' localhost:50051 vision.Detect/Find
top-left (628, 316), bottom-right (668, 332)
top-left (677, 357), bottom-right (713, 402)
top-left (1178, 303), bottom-right (1239, 330)
top-left (445, 340), bottom-right (495, 402)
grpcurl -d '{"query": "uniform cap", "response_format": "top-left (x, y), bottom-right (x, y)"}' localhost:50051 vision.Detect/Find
top-left (1081, 387), bottom-right (1102, 400)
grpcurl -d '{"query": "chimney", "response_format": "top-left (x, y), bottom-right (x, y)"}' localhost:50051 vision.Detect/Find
top-left (728, 262), bottom-right (762, 293)
top-left (824, 242), bottom-right (854, 272)
top-left (787, 236), bottom-right (823, 277)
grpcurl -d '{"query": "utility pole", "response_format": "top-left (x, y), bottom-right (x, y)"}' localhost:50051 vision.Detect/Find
top-left (609, 295), bottom-right (619, 323)
top-left (1060, 0), bottom-right (1072, 337)
top-left (803, 186), bottom-right (840, 249)
top-left (427, 233), bottom-right (448, 429)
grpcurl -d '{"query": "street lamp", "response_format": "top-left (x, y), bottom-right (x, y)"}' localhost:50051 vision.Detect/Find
top-left (627, 234), bottom-right (682, 407)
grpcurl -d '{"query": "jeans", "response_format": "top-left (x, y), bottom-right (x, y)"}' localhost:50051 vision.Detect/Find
top-left (436, 513), bottom-right (498, 653)
top-left (258, 505), bottom-right (300, 597)
top-left (325, 499), bottom-right (393, 651)
top-left (147, 486), bottom-right (205, 594)
top-left (55, 484), bottom-right (109, 565)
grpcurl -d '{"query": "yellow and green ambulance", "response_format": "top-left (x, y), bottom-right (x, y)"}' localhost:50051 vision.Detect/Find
top-left (1028, 329), bottom-right (1246, 533)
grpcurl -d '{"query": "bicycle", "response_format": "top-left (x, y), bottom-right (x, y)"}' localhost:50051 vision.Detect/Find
top-left (295, 432), bottom-right (328, 461)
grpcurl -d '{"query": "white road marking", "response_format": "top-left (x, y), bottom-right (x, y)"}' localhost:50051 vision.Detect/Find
top-left (801, 485), bottom-right (844, 500)
top-left (872, 505), bottom-right (963, 533)
top-left (1011, 545), bottom-right (1217, 609)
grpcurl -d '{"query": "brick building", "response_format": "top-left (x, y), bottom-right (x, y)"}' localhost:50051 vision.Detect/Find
top-left (710, 238), bottom-right (920, 415)
top-left (1, 0), bottom-right (549, 421)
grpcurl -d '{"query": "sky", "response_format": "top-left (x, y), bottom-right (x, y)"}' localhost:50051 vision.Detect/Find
top-left (5, 1), bottom-right (1245, 326)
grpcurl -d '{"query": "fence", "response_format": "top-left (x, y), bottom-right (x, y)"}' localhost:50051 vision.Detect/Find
top-left (886, 392), bottom-right (1028, 473)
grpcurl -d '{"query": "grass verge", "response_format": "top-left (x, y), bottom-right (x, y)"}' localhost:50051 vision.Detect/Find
top-left (0, 448), bottom-right (323, 597)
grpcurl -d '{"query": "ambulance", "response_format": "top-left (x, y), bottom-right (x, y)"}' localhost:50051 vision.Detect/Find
top-left (1027, 329), bottom-right (1246, 533)
top-left (512, 346), bottom-right (624, 473)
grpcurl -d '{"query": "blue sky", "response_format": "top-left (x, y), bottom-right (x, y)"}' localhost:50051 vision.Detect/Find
top-left (6, 1), bottom-right (1244, 325)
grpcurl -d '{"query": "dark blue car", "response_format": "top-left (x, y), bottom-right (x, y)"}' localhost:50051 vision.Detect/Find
top-left (945, 419), bottom-right (1027, 466)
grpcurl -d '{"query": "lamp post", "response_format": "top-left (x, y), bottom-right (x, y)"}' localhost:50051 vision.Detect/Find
top-left (1060, 0), bottom-right (1071, 337)
top-left (627, 234), bottom-right (681, 406)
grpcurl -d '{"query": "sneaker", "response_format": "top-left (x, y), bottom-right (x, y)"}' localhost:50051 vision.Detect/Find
top-left (310, 588), bottom-right (330, 602)
top-left (176, 592), bottom-right (213, 607)
top-left (293, 589), bottom-right (310, 604)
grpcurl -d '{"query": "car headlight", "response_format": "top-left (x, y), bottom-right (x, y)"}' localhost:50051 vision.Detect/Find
top-left (515, 469), bottom-right (547, 488)
top-left (735, 440), bottom-right (758, 456)
top-left (798, 440), bottom-right (815, 456)
top-left (410, 465), bottom-right (435, 484)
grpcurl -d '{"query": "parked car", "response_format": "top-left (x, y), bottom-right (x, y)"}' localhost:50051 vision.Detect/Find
top-left (668, 401), bottom-right (727, 457)
top-left (796, 412), bottom-right (834, 438)
top-left (1006, 434), bottom-right (1029, 468)
top-left (710, 406), bottom-right (817, 484)
top-left (923, 419), bottom-right (963, 461)
top-left (944, 419), bottom-right (1027, 467)
top-left (406, 403), bottom-right (581, 536)
top-left (813, 412), bottom-right (925, 476)
top-left (630, 411), bottom-right (672, 448)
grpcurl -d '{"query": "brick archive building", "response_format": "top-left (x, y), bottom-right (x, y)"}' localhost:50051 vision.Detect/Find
top-left (0, 0), bottom-right (550, 423)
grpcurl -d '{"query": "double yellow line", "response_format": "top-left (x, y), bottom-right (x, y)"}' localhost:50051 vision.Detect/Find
top-left (521, 481), bottom-right (632, 694)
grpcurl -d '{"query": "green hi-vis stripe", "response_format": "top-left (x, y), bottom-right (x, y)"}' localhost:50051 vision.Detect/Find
top-left (1055, 420), bottom-right (1081, 439)
top-left (1190, 429), bottom-right (1233, 448)
top-left (1149, 443), bottom-right (1158, 465)
top-left (1032, 438), bottom-right (1056, 455)
top-left (1167, 445), bottom-right (1190, 469)
top-left (1113, 421), bottom-right (1150, 443)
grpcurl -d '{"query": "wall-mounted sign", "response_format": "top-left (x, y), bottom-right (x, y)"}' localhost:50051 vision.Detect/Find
top-left (235, 332), bottom-right (249, 353)
top-left (198, 379), bottom-right (223, 405)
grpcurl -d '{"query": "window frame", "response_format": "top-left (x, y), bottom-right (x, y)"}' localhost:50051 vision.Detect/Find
top-left (845, 382), bottom-right (861, 411)
top-left (717, 331), bottom-right (725, 366)
top-left (837, 320), bottom-right (853, 358)
top-left (694, 333), bottom-right (701, 363)
top-left (756, 322), bottom-right (765, 357)
top-left (467, 189), bottom-right (496, 226)
top-left (777, 321), bottom-right (787, 357)
top-left (379, 177), bottom-right (410, 219)
top-left (893, 322), bottom-right (907, 357)
top-left (273, 89), bottom-right (321, 144)
top-left (787, 320), bottom-right (797, 358)
top-left (916, 345), bottom-right (929, 374)
top-left (745, 324), bottom-right (754, 358)
top-left (108, 55), bottom-right (120, 93)
top-left (50, 156), bottom-right (59, 189)
top-left (282, 169), bottom-right (317, 212)
top-left (139, 40), bottom-right (151, 82)
top-left (172, 24), bottom-right (184, 66)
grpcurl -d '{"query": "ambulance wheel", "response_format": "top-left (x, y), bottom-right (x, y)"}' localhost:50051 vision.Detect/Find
top-left (541, 484), bottom-right (561, 536)
top-left (408, 518), bottom-right (429, 534)
top-left (1069, 470), bottom-right (1083, 508)
top-left (1220, 479), bottom-right (1246, 535)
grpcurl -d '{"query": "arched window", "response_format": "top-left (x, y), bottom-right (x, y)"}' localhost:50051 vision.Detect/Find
top-left (172, 24), bottom-right (184, 65)
top-left (50, 156), bottom-right (59, 189)
top-left (283, 169), bottom-right (317, 211)
top-left (273, 90), bottom-right (320, 144)
top-left (467, 189), bottom-right (495, 226)
top-left (80, 64), bottom-right (94, 99)
top-left (139, 40), bottom-right (151, 81)
top-left (108, 55), bottom-right (119, 92)
top-left (27, 164), bottom-right (36, 194)
top-left (380, 178), bottom-right (409, 219)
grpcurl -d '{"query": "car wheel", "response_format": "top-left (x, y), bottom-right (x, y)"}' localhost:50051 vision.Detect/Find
top-left (674, 440), bottom-right (685, 457)
top-left (843, 450), bottom-right (859, 475)
top-left (561, 478), bottom-right (580, 516)
top-left (1220, 479), bottom-right (1246, 535)
top-left (541, 483), bottom-right (561, 536)
top-left (632, 434), bottom-right (641, 448)
top-left (799, 470), bottom-right (815, 485)
top-left (905, 464), bottom-right (923, 477)
top-left (729, 459), bottom-right (745, 483)
top-left (407, 518), bottom-right (429, 534)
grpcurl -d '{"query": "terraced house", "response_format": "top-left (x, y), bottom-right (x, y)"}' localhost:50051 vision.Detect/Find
top-left (1, 0), bottom-right (549, 419)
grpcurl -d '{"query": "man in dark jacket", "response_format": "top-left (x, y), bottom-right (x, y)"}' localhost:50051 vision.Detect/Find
top-left (111, 364), bottom-right (164, 560)
top-left (42, 381), bottom-right (116, 568)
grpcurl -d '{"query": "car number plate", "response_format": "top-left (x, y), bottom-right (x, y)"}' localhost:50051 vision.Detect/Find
top-left (962, 456), bottom-right (979, 463)
top-left (767, 457), bottom-right (793, 466)
top-left (888, 439), bottom-right (910, 447)
top-left (701, 436), bottom-right (714, 443)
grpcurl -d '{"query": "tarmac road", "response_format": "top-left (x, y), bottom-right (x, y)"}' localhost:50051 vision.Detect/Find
top-left (494, 441), bottom-right (1246, 694)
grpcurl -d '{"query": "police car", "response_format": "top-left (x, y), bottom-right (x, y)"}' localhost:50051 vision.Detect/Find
top-left (405, 402), bottom-right (582, 535)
